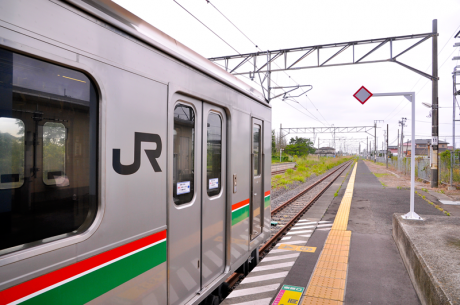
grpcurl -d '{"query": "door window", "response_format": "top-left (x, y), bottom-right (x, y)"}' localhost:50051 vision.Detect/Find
top-left (253, 124), bottom-right (261, 176)
top-left (206, 113), bottom-right (222, 196)
top-left (173, 104), bottom-right (195, 205)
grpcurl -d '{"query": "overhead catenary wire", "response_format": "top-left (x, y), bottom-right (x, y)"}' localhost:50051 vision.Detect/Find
top-left (384, 24), bottom-right (460, 121)
top-left (176, 0), bottom-right (328, 126)
top-left (205, 0), bottom-right (331, 126)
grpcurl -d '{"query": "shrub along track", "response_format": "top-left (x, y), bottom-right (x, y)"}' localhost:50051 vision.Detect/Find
top-left (224, 160), bottom-right (353, 290)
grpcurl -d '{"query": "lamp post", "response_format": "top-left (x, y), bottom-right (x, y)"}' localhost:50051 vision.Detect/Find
top-left (280, 148), bottom-right (284, 163)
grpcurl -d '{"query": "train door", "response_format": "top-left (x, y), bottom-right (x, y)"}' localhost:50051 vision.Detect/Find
top-left (169, 99), bottom-right (202, 305)
top-left (201, 104), bottom-right (226, 288)
top-left (250, 118), bottom-right (263, 239)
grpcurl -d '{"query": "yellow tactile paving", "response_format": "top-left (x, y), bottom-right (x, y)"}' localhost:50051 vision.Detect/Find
top-left (301, 296), bottom-right (342, 305)
top-left (309, 275), bottom-right (346, 290)
top-left (304, 162), bottom-right (358, 304)
top-left (320, 254), bottom-right (349, 264)
top-left (315, 267), bottom-right (347, 279)
top-left (305, 285), bottom-right (345, 301)
top-left (316, 260), bottom-right (348, 271)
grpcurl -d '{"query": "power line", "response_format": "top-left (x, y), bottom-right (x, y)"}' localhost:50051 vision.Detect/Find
top-left (173, 0), bottom-right (240, 54)
top-left (384, 24), bottom-right (460, 121)
top-left (205, 0), bottom-right (331, 126)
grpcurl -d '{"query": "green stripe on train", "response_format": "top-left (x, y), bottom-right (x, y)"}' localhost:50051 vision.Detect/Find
top-left (264, 195), bottom-right (271, 208)
top-left (231, 205), bottom-right (249, 226)
top-left (21, 241), bottom-right (167, 305)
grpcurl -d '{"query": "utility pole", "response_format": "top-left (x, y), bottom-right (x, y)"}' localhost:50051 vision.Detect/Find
top-left (374, 122), bottom-right (377, 163)
top-left (367, 136), bottom-right (369, 159)
top-left (399, 118), bottom-right (407, 171)
top-left (431, 19), bottom-right (439, 187)
top-left (386, 124), bottom-right (389, 169)
top-left (450, 34), bottom-right (460, 189)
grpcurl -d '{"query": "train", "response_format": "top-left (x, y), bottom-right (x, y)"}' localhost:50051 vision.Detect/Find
top-left (0, 0), bottom-right (272, 304)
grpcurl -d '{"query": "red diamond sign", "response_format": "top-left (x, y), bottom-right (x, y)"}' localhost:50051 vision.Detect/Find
top-left (353, 86), bottom-right (373, 105)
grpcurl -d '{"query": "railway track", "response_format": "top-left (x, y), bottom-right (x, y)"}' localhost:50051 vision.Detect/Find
top-left (271, 169), bottom-right (287, 175)
top-left (224, 160), bottom-right (353, 290)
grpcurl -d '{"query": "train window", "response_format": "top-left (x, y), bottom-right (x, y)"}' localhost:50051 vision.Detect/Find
top-left (173, 104), bottom-right (195, 205)
top-left (253, 124), bottom-right (261, 176)
top-left (43, 122), bottom-right (67, 186)
top-left (0, 48), bottom-right (98, 254)
top-left (206, 112), bottom-right (222, 196)
top-left (0, 118), bottom-right (25, 189)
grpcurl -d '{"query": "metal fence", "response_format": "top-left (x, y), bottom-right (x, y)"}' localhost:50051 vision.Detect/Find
top-left (366, 156), bottom-right (459, 186)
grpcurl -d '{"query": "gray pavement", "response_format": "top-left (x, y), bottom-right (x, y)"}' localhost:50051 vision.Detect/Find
top-left (321, 160), bottom-right (445, 305)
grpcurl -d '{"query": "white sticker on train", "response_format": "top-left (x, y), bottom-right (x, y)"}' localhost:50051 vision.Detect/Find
top-left (177, 181), bottom-right (190, 195)
top-left (209, 178), bottom-right (219, 189)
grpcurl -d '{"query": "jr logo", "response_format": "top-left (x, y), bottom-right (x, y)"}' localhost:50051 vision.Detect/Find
top-left (113, 132), bottom-right (162, 175)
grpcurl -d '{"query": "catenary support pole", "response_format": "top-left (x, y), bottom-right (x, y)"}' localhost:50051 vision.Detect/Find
top-left (431, 19), bottom-right (439, 188)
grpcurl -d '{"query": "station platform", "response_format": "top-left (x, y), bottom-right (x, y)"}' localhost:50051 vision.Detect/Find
top-left (223, 160), bottom-right (449, 305)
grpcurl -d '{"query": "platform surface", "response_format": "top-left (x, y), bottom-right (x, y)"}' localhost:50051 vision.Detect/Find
top-left (393, 213), bottom-right (460, 305)
top-left (223, 160), bottom-right (451, 305)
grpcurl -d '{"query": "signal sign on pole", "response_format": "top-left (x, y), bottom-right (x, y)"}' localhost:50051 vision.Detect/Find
top-left (353, 86), bottom-right (373, 104)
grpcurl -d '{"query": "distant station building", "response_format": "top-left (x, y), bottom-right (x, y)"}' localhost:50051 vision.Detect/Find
top-left (402, 139), bottom-right (449, 157)
top-left (316, 147), bottom-right (336, 157)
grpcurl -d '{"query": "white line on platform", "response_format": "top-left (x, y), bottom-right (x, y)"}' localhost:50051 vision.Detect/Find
top-left (317, 228), bottom-right (331, 231)
top-left (262, 253), bottom-right (300, 262)
top-left (269, 249), bottom-right (290, 254)
top-left (281, 236), bottom-right (291, 240)
top-left (286, 230), bottom-right (313, 235)
top-left (299, 235), bottom-right (311, 238)
top-left (252, 262), bottom-right (295, 272)
top-left (241, 272), bottom-right (289, 284)
top-left (229, 298), bottom-right (273, 305)
top-left (291, 225), bottom-right (316, 230)
top-left (226, 284), bottom-right (280, 298)
top-left (278, 240), bottom-right (307, 245)
top-left (296, 221), bottom-right (317, 225)
top-left (317, 224), bottom-right (333, 227)
top-left (318, 221), bottom-right (332, 223)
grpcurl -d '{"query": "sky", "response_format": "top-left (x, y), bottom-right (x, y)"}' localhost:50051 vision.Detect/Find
top-left (113, 0), bottom-right (460, 153)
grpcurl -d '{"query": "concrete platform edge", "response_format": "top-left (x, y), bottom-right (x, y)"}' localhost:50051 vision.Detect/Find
top-left (392, 213), bottom-right (452, 305)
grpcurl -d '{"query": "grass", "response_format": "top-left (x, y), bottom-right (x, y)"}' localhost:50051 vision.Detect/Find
top-left (271, 155), bottom-right (354, 189)
top-left (373, 173), bottom-right (389, 178)
top-left (415, 191), bottom-right (451, 216)
top-left (421, 188), bottom-right (428, 192)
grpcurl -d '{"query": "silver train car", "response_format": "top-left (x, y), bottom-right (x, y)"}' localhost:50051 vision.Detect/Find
top-left (0, 0), bottom-right (271, 304)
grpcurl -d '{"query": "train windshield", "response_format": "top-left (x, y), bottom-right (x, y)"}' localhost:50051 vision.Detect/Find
top-left (0, 49), bottom-right (98, 254)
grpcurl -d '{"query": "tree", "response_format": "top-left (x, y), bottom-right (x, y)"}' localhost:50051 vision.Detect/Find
top-left (284, 136), bottom-right (315, 156)
top-left (272, 129), bottom-right (276, 154)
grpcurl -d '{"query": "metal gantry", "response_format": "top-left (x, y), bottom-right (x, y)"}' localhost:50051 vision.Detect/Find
top-left (281, 126), bottom-right (377, 151)
top-left (209, 30), bottom-right (437, 102)
top-left (209, 20), bottom-right (440, 187)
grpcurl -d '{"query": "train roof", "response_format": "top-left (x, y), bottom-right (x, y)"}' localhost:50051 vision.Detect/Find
top-left (63, 0), bottom-right (267, 105)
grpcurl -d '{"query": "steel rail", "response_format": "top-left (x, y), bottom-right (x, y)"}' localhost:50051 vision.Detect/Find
top-left (224, 160), bottom-right (353, 289)
top-left (271, 161), bottom-right (351, 214)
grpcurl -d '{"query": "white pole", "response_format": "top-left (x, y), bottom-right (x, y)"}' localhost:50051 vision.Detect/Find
top-left (409, 94), bottom-right (417, 218)
top-left (371, 92), bottom-right (421, 220)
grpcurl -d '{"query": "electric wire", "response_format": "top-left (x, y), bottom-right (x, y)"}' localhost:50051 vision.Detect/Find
top-left (172, 0), bottom-right (240, 54)
top-left (384, 24), bottom-right (460, 121)
top-left (205, 0), bottom-right (331, 126)
top-left (174, 0), bottom-right (329, 127)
